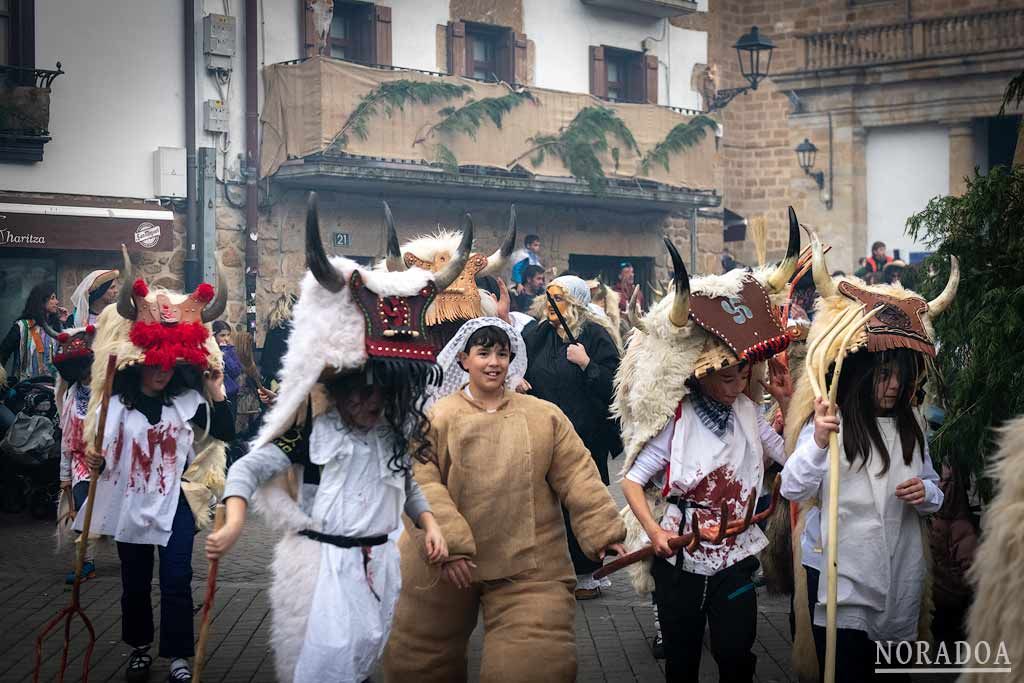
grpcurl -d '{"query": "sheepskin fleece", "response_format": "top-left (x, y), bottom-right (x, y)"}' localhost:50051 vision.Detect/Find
top-left (963, 416), bottom-right (1024, 683)
top-left (253, 257), bottom-right (434, 449)
top-left (613, 267), bottom-right (782, 593)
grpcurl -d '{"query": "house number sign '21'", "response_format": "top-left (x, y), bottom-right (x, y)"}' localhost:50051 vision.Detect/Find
top-left (721, 298), bottom-right (753, 324)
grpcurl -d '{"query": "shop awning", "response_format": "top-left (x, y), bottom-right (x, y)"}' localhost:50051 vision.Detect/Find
top-left (0, 197), bottom-right (175, 252)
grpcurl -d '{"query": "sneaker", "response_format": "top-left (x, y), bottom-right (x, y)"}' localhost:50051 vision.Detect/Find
top-left (65, 560), bottom-right (97, 585)
top-left (652, 632), bottom-right (665, 659)
top-left (125, 647), bottom-right (152, 682)
top-left (574, 587), bottom-right (601, 600)
top-left (168, 660), bottom-right (192, 682)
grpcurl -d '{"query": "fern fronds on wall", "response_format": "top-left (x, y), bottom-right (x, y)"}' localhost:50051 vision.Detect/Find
top-left (639, 114), bottom-right (717, 174)
top-left (331, 80), bottom-right (471, 149)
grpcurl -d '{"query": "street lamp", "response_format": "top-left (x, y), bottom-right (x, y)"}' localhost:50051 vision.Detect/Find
top-left (707, 26), bottom-right (775, 112)
top-left (794, 115), bottom-right (834, 210)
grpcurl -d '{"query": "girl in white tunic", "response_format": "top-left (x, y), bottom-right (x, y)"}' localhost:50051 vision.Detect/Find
top-left (206, 370), bottom-right (447, 683)
top-left (782, 348), bottom-right (942, 683)
top-left (78, 362), bottom-right (234, 683)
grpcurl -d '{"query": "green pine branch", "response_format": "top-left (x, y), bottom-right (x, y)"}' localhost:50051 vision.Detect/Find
top-left (999, 69), bottom-right (1024, 114)
top-left (427, 91), bottom-right (537, 142)
top-left (906, 164), bottom-right (1024, 500)
top-left (511, 106), bottom-right (640, 194)
top-left (331, 80), bottom-right (471, 149)
top-left (434, 143), bottom-right (460, 174)
top-left (639, 114), bottom-right (717, 174)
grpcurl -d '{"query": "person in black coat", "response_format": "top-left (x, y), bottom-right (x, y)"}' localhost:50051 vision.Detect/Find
top-left (520, 275), bottom-right (621, 599)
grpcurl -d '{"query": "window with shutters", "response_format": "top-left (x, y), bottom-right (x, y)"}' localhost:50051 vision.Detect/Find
top-left (590, 45), bottom-right (658, 104)
top-left (447, 21), bottom-right (527, 85)
top-left (305, 0), bottom-right (391, 65)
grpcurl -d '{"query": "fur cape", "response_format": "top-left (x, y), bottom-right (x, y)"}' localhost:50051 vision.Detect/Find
top-left (962, 416), bottom-right (1024, 683)
top-left (613, 265), bottom-right (785, 594)
top-left (83, 302), bottom-right (226, 530)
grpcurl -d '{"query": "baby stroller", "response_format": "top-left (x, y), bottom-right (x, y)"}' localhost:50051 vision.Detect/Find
top-left (0, 376), bottom-right (61, 518)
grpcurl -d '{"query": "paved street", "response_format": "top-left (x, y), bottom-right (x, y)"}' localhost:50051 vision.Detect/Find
top-left (1, 481), bottom-right (799, 683)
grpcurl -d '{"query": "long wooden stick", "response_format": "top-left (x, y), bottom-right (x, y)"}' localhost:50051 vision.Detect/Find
top-left (193, 504), bottom-right (227, 683)
top-left (34, 354), bottom-right (118, 683)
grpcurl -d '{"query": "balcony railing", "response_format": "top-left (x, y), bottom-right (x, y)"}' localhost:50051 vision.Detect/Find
top-left (0, 63), bottom-right (64, 162)
top-left (798, 8), bottom-right (1024, 71)
top-left (0, 62), bottom-right (64, 89)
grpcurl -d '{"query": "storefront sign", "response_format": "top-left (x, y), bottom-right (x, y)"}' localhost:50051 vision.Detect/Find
top-left (0, 199), bottom-right (175, 252)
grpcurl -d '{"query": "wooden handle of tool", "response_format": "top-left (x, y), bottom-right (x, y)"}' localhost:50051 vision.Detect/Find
top-left (193, 504), bottom-right (226, 683)
top-left (72, 354), bottom-right (118, 598)
top-left (824, 431), bottom-right (841, 683)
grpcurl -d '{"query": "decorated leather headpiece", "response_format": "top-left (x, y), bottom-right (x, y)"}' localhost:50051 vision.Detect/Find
top-left (54, 325), bottom-right (96, 366)
top-left (382, 202), bottom-right (517, 327)
top-left (349, 270), bottom-right (438, 362)
top-left (115, 246), bottom-right (227, 370)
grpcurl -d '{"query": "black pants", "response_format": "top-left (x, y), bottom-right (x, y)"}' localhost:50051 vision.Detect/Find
top-left (804, 567), bottom-right (910, 683)
top-left (652, 555), bottom-right (759, 682)
top-left (116, 493), bottom-right (196, 658)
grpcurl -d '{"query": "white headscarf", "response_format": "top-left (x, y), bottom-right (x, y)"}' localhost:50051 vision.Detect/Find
top-left (550, 275), bottom-right (591, 306)
top-left (427, 317), bottom-right (528, 408)
top-left (70, 269), bottom-right (116, 328)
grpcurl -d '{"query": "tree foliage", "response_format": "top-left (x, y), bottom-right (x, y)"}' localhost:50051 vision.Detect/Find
top-left (333, 80), bottom-right (471, 148)
top-left (906, 165), bottom-right (1024, 498)
top-left (639, 114), bottom-right (717, 174)
top-left (431, 91), bottom-right (537, 140)
top-left (520, 106), bottom-right (639, 193)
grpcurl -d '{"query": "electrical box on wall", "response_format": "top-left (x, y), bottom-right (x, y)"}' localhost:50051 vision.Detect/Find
top-left (153, 147), bottom-right (187, 198)
top-left (203, 13), bottom-right (236, 71)
top-left (203, 100), bottom-right (229, 133)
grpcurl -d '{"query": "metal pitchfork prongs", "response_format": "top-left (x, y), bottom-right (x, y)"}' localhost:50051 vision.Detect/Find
top-left (34, 354), bottom-right (118, 683)
top-left (805, 303), bottom-right (882, 683)
top-left (593, 474), bottom-right (783, 581)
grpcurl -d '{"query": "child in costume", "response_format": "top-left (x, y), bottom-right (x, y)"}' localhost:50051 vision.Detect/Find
top-left (53, 325), bottom-right (98, 583)
top-left (77, 253), bottom-right (233, 683)
top-left (205, 194), bottom-right (463, 683)
top-left (383, 317), bottom-right (626, 683)
top-left (617, 225), bottom-right (799, 683)
top-left (782, 241), bottom-right (957, 683)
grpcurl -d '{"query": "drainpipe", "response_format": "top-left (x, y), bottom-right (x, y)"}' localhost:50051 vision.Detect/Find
top-left (244, 0), bottom-right (260, 336)
top-left (184, 0), bottom-right (199, 289)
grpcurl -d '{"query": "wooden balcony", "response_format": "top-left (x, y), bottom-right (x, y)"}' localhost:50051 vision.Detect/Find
top-left (0, 63), bottom-right (64, 163)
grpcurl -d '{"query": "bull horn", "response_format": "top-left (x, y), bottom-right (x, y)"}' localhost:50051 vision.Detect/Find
top-left (199, 270), bottom-right (229, 323)
top-left (383, 201), bottom-right (406, 272)
top-left (627, 284), bottom-right (643, 329)
top-left (116, 244), bottom-right (138, 320)
top-left (306, 192), bottom-right (346, 293)
top-left (664, 237), bottom-right (690, 327)
top-left (926, 255), bottom-right (959, 317)
top-left (37, 315), bottom-right (62, 342)
top-left (810, 230), bottom-right (836, 298)
top-left (480, 204), bottom-right (518, 276)
top-left (433, 213), bottom-right (474, 291)
top-left (766, 206), bottom-right (801, 293)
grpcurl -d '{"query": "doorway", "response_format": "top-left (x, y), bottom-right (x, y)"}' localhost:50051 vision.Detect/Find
top-left (567, 253), bottom-right (655, 310)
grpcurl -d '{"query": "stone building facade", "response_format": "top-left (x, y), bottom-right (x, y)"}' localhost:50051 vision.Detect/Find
top-left (675, 0), bottom-right (1024, 271)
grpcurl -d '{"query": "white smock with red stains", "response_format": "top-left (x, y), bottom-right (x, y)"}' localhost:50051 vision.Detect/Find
top-left (626, 393), bottom-right (786, 576)
top-left (74, 390), bottom-right (202, 546)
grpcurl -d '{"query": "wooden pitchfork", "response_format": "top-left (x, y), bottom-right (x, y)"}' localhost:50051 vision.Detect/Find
top-left (805, 303), bottom-right (882, 683)
top-left (193, 504), bottom-right (227, 683)
top-left (34, 354), bottom-right (117, 683)
top-left (594, 474), bottom-right (782, 580)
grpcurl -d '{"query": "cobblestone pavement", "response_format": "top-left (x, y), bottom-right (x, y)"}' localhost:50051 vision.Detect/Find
top-left (1, 481), bottom-right (800, 683)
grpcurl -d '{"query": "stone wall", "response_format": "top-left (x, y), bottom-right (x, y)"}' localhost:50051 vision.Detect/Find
top-left (674, 0), bottom-right (1024, 272)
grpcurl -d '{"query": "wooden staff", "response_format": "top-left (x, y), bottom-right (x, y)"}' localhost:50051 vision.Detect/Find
top-left (193, 504), bottom-right (227, 683)
top-left (34, 354), bottom-right (118, 683)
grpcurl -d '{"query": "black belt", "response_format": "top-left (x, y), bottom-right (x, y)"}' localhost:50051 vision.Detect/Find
top-left (297, 530), bottom-right (388, 548)
top-left (666, 496), bottom-right (710, 510)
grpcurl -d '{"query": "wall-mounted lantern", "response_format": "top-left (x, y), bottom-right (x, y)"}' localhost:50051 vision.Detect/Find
top-left (794, 113), bottom-right (834, 210)
top-left (708, 26), bottom-right (775, 112)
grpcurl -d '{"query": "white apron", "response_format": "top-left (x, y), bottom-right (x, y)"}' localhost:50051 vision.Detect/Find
top-left (660, 394), bottom-right (766, 575)
top-left (74, 390), bottom-right (201, 546)
top-left (292, 412), bottom-right (406, 683)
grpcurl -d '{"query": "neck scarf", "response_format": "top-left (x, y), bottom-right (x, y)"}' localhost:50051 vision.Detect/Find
top-left (691, 387), bottom-right (734, 438)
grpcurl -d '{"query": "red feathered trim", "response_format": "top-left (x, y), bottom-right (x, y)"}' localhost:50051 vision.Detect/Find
top-left (194, 282), bottom-right (215, 303)
top-left (85, 324), bottom-right (96, 335)
top-left (133, 279), bottom-right (149, 297)
top-left (55, 348), bottom-right (93, 364)
top-left (57, 332), bottom-right (70, 343)
top-left (130, 321), bottom-right (210, 371)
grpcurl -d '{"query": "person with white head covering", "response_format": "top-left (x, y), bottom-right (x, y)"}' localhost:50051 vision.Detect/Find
top-left (520, 274), bottom-right (622, 599)
top-left (70, 269), bottom-right (120, 327)
top-left (384, 317), bottom-right (625, 682)
top-left (427, 317), bottom-right (527, 408)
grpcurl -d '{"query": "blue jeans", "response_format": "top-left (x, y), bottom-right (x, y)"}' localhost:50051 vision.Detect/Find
top-left (116, 492), bottom-right (196, 658)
